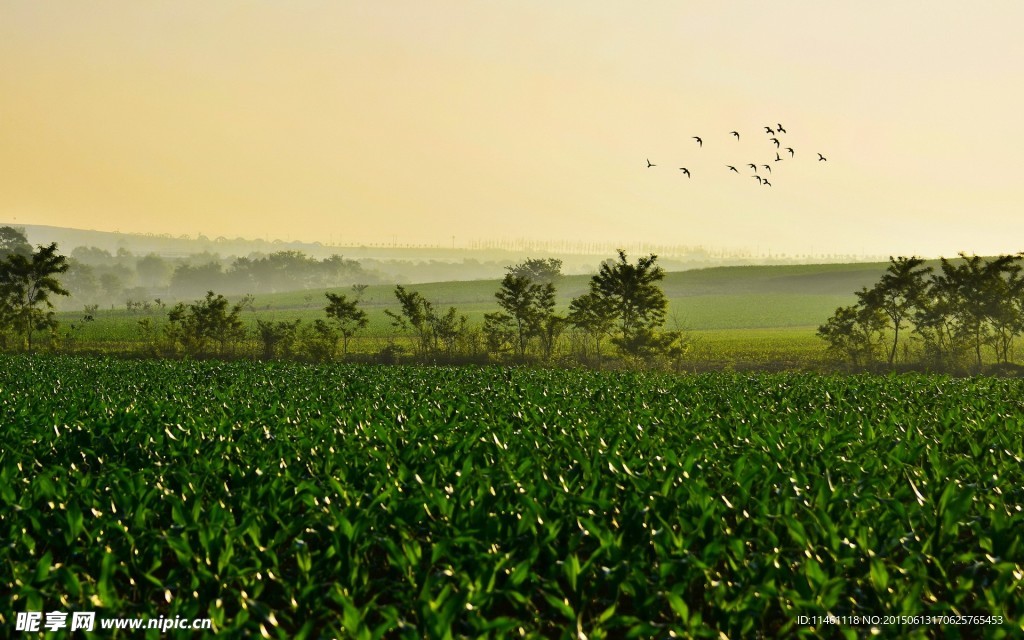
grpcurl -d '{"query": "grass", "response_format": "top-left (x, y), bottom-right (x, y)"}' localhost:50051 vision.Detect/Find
top-left (55, 262), bottom-right (886, 363)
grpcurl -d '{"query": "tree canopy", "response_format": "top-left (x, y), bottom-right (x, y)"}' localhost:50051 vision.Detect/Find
top-left (0, 242), bottom-right (70, 350)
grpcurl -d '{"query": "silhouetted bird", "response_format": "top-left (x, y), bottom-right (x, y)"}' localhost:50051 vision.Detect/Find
top-left (776, 124), bottom-right (786, 133)
top-left (647, 158), bottom-right (656, 168)
top-left (693, 137), bottom-right (702, 147)
top-left (764, 126), bottom-right (774, 134)
top-left (763, 180), bottom-right (772, 187)
top-left (770, 138), bottom-right (780, 148)
top-left (679, 167), bottom-right (690, 177)
top-left (786, 147), bottom-right (795, 157)
top-left (748, 163), bottom-right (758, 172)
top-left (775, 152), bottom-right (783, 162)
top-left (818, 153), bottom-right (827, 161)
top-left (753, 175), bottom-right (762, 184)
top-left (727, 165), bottom-right (739, 173)
top-left (731, 131), bottom-right (740, 140)
top-left (763, 164), bottom-right (771, 173)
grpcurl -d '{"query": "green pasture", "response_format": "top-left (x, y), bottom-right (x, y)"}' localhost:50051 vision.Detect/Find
top-left (56, 262), bottom-right (882, 360)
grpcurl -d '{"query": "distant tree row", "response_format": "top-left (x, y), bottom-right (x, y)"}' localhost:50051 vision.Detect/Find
top-left (3, 226), bottom-right (693, 368)
top-left (818, 254), bottom-right (1024, 371)
top-left (125, 250), bottom-right (686, 366)
top-left (59, 245), bottom-right (384, 309)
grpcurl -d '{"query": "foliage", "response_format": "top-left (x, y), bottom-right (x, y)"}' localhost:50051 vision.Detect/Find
top-left (857, 256), bottom-right (932, 365)
top-left (567, 291), bottom-right (617, 363)
top-left (384, 285), bottom-right (467, 361)
top-left (505, 257), bottom-right (563, 285)
top-left (430, 305), bottom-right (469, 358)
top-left (384, 286), bottom-right (436, 359)
top-left (255, 318), bottom-right (302, 360)
top-left (823, 253), bottom-right (1024, 371)
top-left (491, 275), bottom-right (553, 359)
top-left (164, 291), bottom-right (247, 357)
top-left (0, 242), bottom-right (70, 351)
top-left (0, 225), bottom-right (32, 259)
top-left (817, 302), bottom-right (887, 367)
top-left (579, 250), bottom-right (669, 357)
top-left (324, 292), bottom-right (368, 357)
top-left (482, 311), bottom-right (516, 356)
top-left (295, 319), bottom-right (339, 362)
top-left (2, 357), bottom-right (1023, 637)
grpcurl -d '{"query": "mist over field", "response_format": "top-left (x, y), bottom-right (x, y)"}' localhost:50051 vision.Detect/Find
top-left (9, 223), bottom-right (882, 310)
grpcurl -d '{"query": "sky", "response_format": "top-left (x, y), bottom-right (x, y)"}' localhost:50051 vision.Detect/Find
top-left (2, 1), bottom-right (1023, 258)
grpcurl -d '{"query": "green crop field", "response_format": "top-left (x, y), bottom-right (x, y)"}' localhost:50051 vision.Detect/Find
top-left (2, 355), bottom-right (1021, 637)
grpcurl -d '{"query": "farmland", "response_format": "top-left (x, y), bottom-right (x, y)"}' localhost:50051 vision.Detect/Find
top-left (2, 355), bottom-right (1022, 637)
top-left (54, 262), bottom-right (888, 366)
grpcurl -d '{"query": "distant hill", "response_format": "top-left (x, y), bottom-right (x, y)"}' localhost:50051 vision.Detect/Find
top-left (236, 260), bottom-right (891, 333)
top-left (7, 223), bottom-right (889, 284)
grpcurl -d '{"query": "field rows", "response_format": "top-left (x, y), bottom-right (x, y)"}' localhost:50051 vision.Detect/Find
top-left (1, 356), bottom-right (1022, 637)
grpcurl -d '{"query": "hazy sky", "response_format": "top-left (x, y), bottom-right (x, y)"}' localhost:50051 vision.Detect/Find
top-left (2, 2), bottom-right (1023, 256)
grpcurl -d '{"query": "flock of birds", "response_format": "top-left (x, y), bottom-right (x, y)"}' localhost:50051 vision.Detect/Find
top-left (645, 123), bottom-right (826, 187)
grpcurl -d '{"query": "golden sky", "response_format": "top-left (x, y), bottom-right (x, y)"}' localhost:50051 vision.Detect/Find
top-left (2, 2), bottom-right (1023, 256)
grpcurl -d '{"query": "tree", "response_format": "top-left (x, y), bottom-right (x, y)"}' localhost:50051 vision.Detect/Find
top-left (170, 262), bottom-right (225, 298)
top-left (912, 275), bottom-right (968, 370)
top-left (351, 284), bottom-right (369, 301)
top-left (483, 311), bottom-right (516, 356)
top-left (430, 306), bottom-right (468, 357)
top-left (385, 286), bottom-right (435, 359)
top-left (932, 253), bottom-right (1023, 368)
top-left (324, 292), bottom-right (368, 357)
top-left (974, 254), bottom-right (1023, 365)
top-left (584, 250), bottom-right (669, 356)
top-left (0, 242), bottom-right (70, 351)
top-left (0, 226), bottom-right (31, 259)
top-left (495, 259), bottom-right (563, 360)
top-left (505, 257), bottom-right (562, 285)
top-left (817, 301), bottom-right (887, 367)
top-left (495, 274), bottom-right (538, 358)
top-left (165, 291), bottom-right (246, 356)
top-left (859, 256), bottom-right (931, 365)
top-left (255, 319), bottom-right (301, 360)
top-left (533, 281), bottom-right (563, 359)
top-left (567, 291), bottom-right (616, 364)
top-left (296, 319), bottom-right (339, 362)
top-left (136, 254), bottom-right (171, 288)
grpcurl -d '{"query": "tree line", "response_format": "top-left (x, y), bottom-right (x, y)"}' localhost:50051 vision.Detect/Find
top-left (2, 227), bottom-right (690, 368)
top-left (58, 242), bottom-right (383, 310)
top-left (10, 224), bottom-right (1024, 373)
top-left (818, 254), bottom-right (1024, 371)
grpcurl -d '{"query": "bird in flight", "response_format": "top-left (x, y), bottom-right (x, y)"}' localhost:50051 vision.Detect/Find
top-left (753, 175), bottom-right (762, 185)
top-left (693, 136), bottom-right (702, 147)
top-left (763, 164), bottom-right (771, 173)
top-left (764, 126), bottom-right (774, 134)
top-left (647, 158), bottom-right (656, 168)
top-left (818, 153), bottom-right (827, 161)
top-left (731, 131), bottom-right (740, 140)
top-left (727, 165), bottom-right (738, 173)
top-left (776, 124), bottom-right (786, 133)
top-left (775, 152), bottom-right (783, 162)
top-left (748, 163), bottom-right (758, 172)
top-left (786, 147), bottom-right (795, 157)
top-left (763, 180), bottom-right (772, 187)
top-left (679, 167), bottom-right (690, 177)
top-left (770, 137), bottom-right (780, 148)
